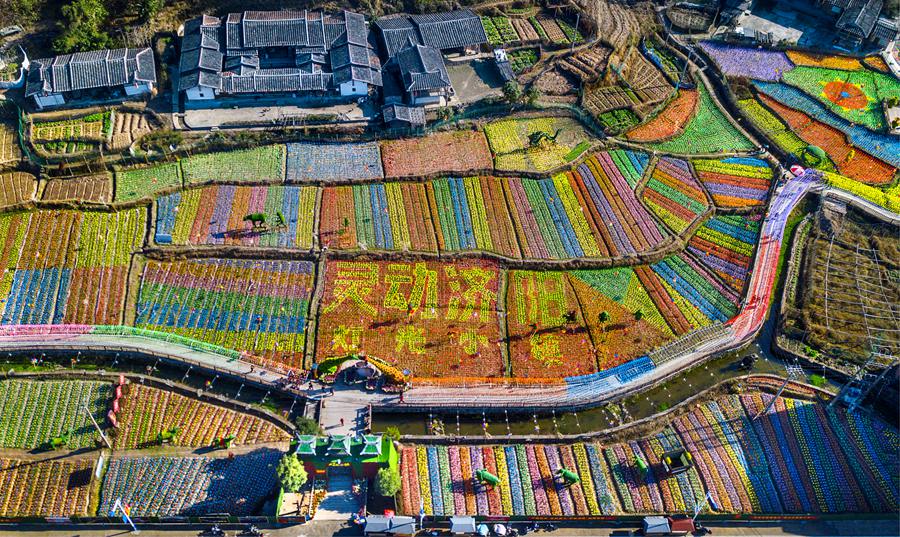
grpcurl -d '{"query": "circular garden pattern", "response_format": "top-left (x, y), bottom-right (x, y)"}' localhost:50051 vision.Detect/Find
top-left (823, 80), bottom-right (868, 110)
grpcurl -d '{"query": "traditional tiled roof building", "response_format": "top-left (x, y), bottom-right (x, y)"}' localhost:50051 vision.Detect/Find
top-left (25, 47), bottom-right (156, 109)
top-left (178, 10), bottom-right (381, 100)
top-left (374, 9), bottom-right (487, 58)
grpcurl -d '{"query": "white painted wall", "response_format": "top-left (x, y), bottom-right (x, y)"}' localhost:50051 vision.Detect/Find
top-left (124, 82), bottom-right (153, 96)
top-left (185, 85), bottom-right (216, 100)
top-left (339, 80), bottom-right (368, 96)
top-left (33, 93), bottom-right (65, 109)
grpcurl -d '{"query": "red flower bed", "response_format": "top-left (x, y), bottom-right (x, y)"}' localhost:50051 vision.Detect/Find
top-left (380, 130), bottom-right (493, 178)
top-left (626, 89), bottom-right (698, 142)
top-left (759, 94), bottom-right (895, 185)
top-left (316, 259), bottom-right (504, 379)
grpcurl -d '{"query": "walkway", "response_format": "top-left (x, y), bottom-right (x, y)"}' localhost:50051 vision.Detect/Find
top-left (312, 466), bottom-right (359, 521)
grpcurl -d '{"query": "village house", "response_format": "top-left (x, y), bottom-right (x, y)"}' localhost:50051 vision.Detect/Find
top-left (375, 9), bottom-right (486, 110)
top-left (25, 47), bottom-right (156, 109)
top-left (816, 0), bottom-right (888, 47)
top-left (178, 10), bottom-right (382, 101)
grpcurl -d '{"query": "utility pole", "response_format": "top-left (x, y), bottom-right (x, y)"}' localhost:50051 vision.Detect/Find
top-left (84, 404), bottom-right (112, 449)
top-left (753, 363), bottom-right (805, 420)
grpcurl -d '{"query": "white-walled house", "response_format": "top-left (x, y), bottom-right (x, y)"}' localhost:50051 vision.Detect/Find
top-left (178, 10), bottom-right (382, 101)
top-left (25, 48), bottom-right (156, 109)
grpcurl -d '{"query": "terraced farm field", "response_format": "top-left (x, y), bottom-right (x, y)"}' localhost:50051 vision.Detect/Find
top-left (400, 392), bottom-right (899, 515)
top-left (155, 185), bottom-right (316, 248)
top-left (316, 259), bottom-right (504, 379)
top-left (134, 258), bottom-right (315, 369)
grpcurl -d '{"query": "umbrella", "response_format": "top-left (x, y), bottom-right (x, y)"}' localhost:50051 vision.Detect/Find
top-left (493, 524), bottom-right (508, 536)
top-left (477, 524), bottom-right (489, 536)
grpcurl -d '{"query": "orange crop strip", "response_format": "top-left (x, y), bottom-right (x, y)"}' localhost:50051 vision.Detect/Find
top-left (758, 94), bottom-right (896, 185)
top-left (626, 89), bottom-right (699, 142)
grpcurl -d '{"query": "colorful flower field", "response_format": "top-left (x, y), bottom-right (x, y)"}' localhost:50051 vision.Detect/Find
top-left (43, 173), bottom-right (111, 203)
top-left (181, 145), bottom-right (286, 185)
top-left (569, 152), bottom-right (665, 255)
top-left (785, 51), bottom-right (866, 71)
top-left (400, 393), bottom-right (899, 516)
top-left (754, 81), bottom-right (900, 170)
top-left (380, 131), bottom-right (492, 178)
top-left (400, 443), bottom-right (619, 516)
top-left (154, 185), bottom-right (316, 248)
top-left (698, 42), bottom-right (795, 81)
top-left (688, 214), bottom-right (761, 293)
top-left (625, 89), bottom-right (698, 142)
top-left (505, 269), bottom-right (673, 379)
top-left (0, 379), bottom-right (111, 450)
top-left (756, 93), bottom-right (896, 185)
top-left (285, 141), bottom-right (383, 183)
top-left (320, 183), bottom-right (437, 252)
top-left (429, 177), bottom-right (520, 258)
top-left (485, 117), bottom-right (596, 173)
top-left (780, 66), bottom-right (900, 132)
top-left (647, 82), bottom-right (755, 154)
top-left (115, 162), bottom-right (183, 202)
top-left (641, 157), bottom-right (708, 234)
top-left (113, 383), bottom-right (290, 449)
top-left (0, 172), bottom-right (35, 208)
top-left (821, 171), bottom-right (900, 213)
top-left (648, 253), bottom-right (739, 325)
top-left (0, 457), bottom-right (94, 516)
top-left (737, 98), bottom-right (827, 169)
top-left (692, 158), bottom-right (773, 208)
top-left (134, 258), bottom-right (314, 369)
top-left (316, 259), bottom-right (504, 379)
top-left (99, 450), bottom-right (281, 516)
top-left (0, 208), bottom-right (146, 326)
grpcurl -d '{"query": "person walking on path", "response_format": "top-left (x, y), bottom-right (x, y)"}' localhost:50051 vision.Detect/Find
top-left (340, 418), bottom-right (345, 427)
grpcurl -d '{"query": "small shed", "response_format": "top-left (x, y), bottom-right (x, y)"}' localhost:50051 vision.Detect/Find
top-left (643, 516), bottom-right (671, 535)
top-left (364, 515), bottom-right (417, 536)
top-left (450, 515), bottom-right (477, 534)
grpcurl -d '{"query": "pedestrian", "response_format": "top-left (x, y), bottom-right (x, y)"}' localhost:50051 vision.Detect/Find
top-left (399, 392), bottom-right (404, 404)
top-left (340, 418), bottom-right (345, 427)
top-left (330, 387), bottom-right (335, 396)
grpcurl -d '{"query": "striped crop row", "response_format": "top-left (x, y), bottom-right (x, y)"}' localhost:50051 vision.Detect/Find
top-left (693, 158), bottom-right (773, 208)
top-left (688, 215), bottom-right (761, 293)
top-left (642, 157), bottom-right (708, 234)
top-left (134, 258), bottom-right (314, 369)
top-left (155, 185), bottom-right (316, 249)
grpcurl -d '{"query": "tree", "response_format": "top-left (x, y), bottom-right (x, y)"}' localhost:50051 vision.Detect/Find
top-left (634, 309), bottom-right (644, 321)
top-left (384, 426), bottom-right (401, 442)
top-left (54, 0), bottom-right (113, 53)
top-left (598, 311), bottom-right (610, 324)
top-left (375, 467), bottom-right (402, 497)
top-left (294, 415), bottom-right (321, 436)
top-left (502, 81), bottom-right (522, 105)
top-left (276, 454), bottom-right (308, 492)
top-left (525, 86), bottom-right (541, 106)
top-left (137, 0), bottom-right (164, 22)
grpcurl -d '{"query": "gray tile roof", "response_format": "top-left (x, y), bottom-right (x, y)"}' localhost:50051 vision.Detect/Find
top-left (383, 103), bottom-right (425, 125)
top-left (376, 9), bottom-right (487, 57)
top-left (410, 9), bottom-right (487, 50)
top-left (395, 43), bottom-right (451, 91)
top-left (179, 9), bottom-right (380, 94)
top-left (179, 47), bottom-right (223, 73)
top-left (26, 47), bottom-right (156, 97)
top-left (837, 0), bottom-right (883, 37)
top-left (221, 68), bottom-right (332, 93)
top-left (233, 11), bottom-right (310, 49)
top-left (179, 69), bottom-right (222, 91)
